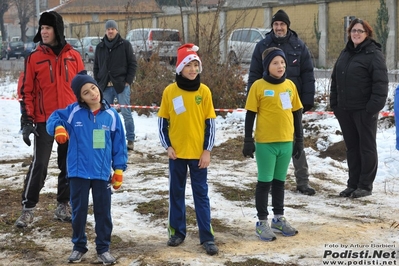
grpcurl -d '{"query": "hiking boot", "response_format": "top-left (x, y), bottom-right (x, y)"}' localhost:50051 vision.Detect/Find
top-left (97, 251), bottom-right (116, 265)
top-left (255, 221), bottom-right (276, 241)
top-left (351, 188), bottom-right (372, 198)
top-left (297, 184), bottom-right (316, 196)
top-left (68, 250), bottom-right (85, 263)
top-left (127, 141), bottom-right (134, 151)
top-left (202, 241), bottom-right (219, 255)
top-left (339, 187), bottom-right (356, 197)
top-left (54, 202), bottom-right (72, 222)
top-left (167, 235), bottom-right (184, 247)
top-left (15, 210), bottom-right (34, 228)
top-left (271, 217), bottom-right (298, 236)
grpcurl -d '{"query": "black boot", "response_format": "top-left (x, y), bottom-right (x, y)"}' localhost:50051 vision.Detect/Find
top-left (297, 184), bottom-right (316, 196)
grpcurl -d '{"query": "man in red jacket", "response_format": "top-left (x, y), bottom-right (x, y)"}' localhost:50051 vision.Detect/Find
top-left (15, 11), bottom-right (84, 228)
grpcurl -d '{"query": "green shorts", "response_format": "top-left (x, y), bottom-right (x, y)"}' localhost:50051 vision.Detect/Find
top-left (255, 141), bottom-right (293, 182)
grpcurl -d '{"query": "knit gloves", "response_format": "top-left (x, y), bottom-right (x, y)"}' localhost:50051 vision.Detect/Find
top-left (242, 137), bottom-right (255, 158)
top-left (55, 126), bottom-right (69, 144)
top-left (111, 169), bottom-right (123, 190)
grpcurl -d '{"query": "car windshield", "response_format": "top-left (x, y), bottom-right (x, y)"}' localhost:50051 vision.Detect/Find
top-left (91, 39), bottom-right (100, 45)
top-left (10, 42), bottom-right (24, 48)
top-left (68, 39), bottom-right (79, 46)
top-left (152, 31), bottom-right (180, 41)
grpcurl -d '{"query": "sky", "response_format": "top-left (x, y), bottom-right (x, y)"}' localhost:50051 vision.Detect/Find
top-left (0, 75), bottom-right (399, 265)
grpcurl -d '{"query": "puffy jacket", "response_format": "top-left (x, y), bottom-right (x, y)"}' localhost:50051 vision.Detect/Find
top-left (20, 43), bottom-right (84, 124)
top-left (46, 100), bottom-right (128, 180)
top-left (93, 34), bottom-right (137, 93)
top-left (247, 30), bottom-right (315, 107)
top-left (330, 38), bottom-right (388, 114)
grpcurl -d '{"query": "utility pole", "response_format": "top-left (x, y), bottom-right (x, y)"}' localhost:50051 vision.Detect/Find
top-left (34, 0), bottom-right (40, 40)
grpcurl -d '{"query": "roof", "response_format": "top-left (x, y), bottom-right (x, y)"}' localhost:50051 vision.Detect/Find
top-left (54, 0), bottom-right (162, 14)
top-left (191, 0), bottom-right (226, 7)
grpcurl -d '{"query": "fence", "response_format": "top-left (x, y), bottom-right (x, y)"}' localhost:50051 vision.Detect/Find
top-left (65, 0), bottom-right (396, 69)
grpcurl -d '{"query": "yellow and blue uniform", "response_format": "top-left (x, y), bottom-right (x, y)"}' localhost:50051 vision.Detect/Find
top-left (158, 79), bottom-right (216, 245)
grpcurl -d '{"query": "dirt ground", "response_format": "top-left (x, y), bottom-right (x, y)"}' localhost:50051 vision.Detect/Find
top-left (0, 138), bottom-right (398, 266)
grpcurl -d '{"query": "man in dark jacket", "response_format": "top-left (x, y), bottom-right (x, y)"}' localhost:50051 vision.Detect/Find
top-left (94, 20), bottom-right (138, 150)
top-left (247, 9), bottom-right (316, 195)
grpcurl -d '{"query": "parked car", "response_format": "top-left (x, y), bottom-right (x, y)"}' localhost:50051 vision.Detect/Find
top-left (227, 28), bottom-right (271, 64)
top-left (5, 41), bottom-right (24, 60)
top-left (22, 42), bottom-right (37, 58)
top-left (126, 28), bottom-right (181, 64)
top-left (66, 37), bottom-right (80, 51)
top-left (78, 36), bottom-right (101, 63)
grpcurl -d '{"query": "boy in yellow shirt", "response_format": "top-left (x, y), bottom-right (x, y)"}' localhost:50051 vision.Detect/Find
top-left (158, 43), bottom-right (218, 255)
top-left (243, 47), bottom-right (303, 241)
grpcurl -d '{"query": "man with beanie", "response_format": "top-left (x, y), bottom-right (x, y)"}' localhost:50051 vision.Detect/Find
top-left (247, 9), bottom-right (316, 196)
top-left (94, 20), bottom-right (137, 151)
top-left (16, 11), bottom-right (84, 228)
top-left (46, 70), bottom-right (127, 264)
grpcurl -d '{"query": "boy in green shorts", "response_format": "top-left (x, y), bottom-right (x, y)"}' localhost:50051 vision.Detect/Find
top-left (243, 47), bottom-right (303, 241)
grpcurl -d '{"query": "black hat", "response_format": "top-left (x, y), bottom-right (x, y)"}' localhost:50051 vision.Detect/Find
top-left (33, 11), bottom-right (66, 45)
top-left (71, 70), bottom-right (100, 102)
top-left (262, 47), bottom-right (287, 76)
top-left (271, 9), bottom-right (291, 28)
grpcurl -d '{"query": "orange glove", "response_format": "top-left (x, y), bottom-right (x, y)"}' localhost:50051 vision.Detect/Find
top-left (111, 169), bottom-right (123, 190)
top-left (55, 126), bottom-right (69, 144)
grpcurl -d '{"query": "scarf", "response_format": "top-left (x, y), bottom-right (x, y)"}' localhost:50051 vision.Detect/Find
top-left (104, 34), bottom-right (119, 49)
top-left (175, 73), bottom-right (201, 91)
top-left (263, 73), bottom-right (286, 84)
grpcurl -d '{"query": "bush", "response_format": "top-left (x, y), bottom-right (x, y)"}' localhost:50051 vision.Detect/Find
top-left (131, 54), bottom-right (175, 115)
top-left (131, 52), bottom-right (247, 115)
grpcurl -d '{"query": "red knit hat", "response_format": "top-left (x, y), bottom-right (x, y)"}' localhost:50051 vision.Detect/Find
top-left (175, 43), bottom-right (202, 75)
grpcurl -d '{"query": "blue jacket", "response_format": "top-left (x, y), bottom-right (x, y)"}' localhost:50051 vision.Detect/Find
top-left (247, 30), bottom-right (315, 107)
top-left (395, 85), bottom-right (399, 150)
top-left (46, 100), bottom-right (127, 180)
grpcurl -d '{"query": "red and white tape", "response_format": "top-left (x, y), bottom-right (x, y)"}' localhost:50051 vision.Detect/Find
top-left (0, 96), bottom-right (394, 116)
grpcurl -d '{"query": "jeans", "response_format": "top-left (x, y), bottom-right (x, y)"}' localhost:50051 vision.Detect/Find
top-left (102, 85), bottom-right (135, 141)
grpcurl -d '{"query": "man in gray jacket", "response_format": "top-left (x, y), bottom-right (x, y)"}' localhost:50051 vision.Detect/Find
top-left (247, 9), bottom-right (316, 195)
top-left (94, 20), bottom-right (138, 150)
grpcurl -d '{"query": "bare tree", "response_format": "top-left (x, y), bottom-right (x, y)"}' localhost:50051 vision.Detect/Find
top-left (0, 0), bottom-right (10, 41)
top-left (12, 0), bottom-right (35, 42)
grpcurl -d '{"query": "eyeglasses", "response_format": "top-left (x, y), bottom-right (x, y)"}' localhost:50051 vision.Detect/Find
top-left (351, 29), bottom-right (366, 34)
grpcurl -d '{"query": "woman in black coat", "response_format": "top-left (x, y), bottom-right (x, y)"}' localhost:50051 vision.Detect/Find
top-left (330, 18), bottom-right (388, 198)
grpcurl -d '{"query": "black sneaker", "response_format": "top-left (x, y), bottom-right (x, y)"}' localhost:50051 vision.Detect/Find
top-left (167, 235), bottom-right (184, 247)
top-left (351, 188), bottom-right (372, 198)
top-left (203, 241), bottom-right (218, 255)
top-left (127, 141), bottom-right (134, 151)
top-left (339, 187), bottom-right (356, 197)
top-left (297, 185), bottom-right (316, 196)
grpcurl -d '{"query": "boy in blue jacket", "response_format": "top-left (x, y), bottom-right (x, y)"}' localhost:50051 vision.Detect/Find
top-left (46, 70), bottom-right (127, 265)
